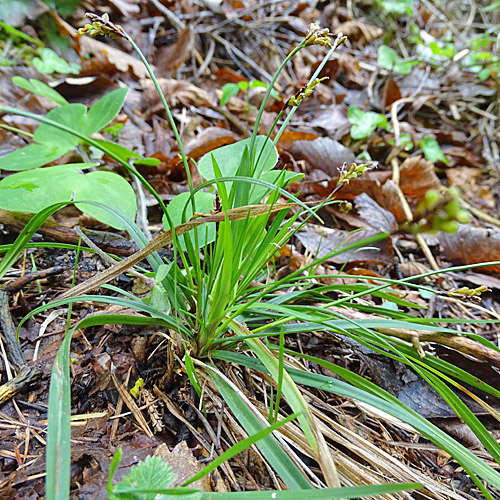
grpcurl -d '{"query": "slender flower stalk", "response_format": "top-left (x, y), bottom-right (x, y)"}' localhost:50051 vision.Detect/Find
top-left (250, 26), bottom-right (347, 172)
top-left (79, 13), bottom-right (193, 191)
top-left (79, 12), bottom-right (200, 288)
top-left (273, 32), bottom-right (347, 146)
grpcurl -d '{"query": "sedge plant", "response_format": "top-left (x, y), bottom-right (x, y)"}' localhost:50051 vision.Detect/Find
top-left (1, 13), bottom-right (500, 500)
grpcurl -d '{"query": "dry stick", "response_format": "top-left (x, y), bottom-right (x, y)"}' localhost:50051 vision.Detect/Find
top-left (209, 32), bottom-right (274, 82)
top-left (459, 198), bottom-right (500, 228)
top-left (195, 37), bottom-right (215, 77)
top-left (0, 209), bottom-right (136, 257)
top-left (4, 267), bottom-right (65, 293)
top-left (392, 97), bottom-right (500, 229)
top-left (112, 372), bottom-right (153, 438)
top-left (147, 0), bottom-right (185, 31)
top-left (0, 291), bottom-right (42, 404)
top-left (330, 304), bottom-right (500, 369)
top-left (57, 203), bottom-right (303, 300)
top-left (390, 158), bottom-right (440, 272)
top-left (73, 226), bottom-right (154, 288)
top-left (109, 369), bottom-right (129, 443)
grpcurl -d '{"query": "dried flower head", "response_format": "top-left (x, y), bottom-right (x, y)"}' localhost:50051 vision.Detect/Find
top-left (78, 12), bottom-right (126, 39)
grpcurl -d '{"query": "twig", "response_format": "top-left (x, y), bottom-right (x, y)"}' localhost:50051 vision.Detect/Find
top-left (148, 0), bottom-right (185, 31)
top-left (73, 226), bottom-right (154, 288)
top-left (391, 158), bottom-right (440, 272)
top-left (0, 291), bottom-right (42, 404)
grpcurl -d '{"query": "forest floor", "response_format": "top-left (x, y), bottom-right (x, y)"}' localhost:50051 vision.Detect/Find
top-left (0, 0), bottom-right (499, 498)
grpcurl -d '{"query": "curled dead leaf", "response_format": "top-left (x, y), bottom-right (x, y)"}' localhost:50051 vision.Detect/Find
top-left (296, 226), bottom-right (394, 266)
top-left (335, 20), bottom-right (383, 44)
top-left (185, 127), bottom-right (240, 161)
top-left (399, 156), bottom-right (440, 202)
top-left (77, 36), bottom-right (150, 79)
top-left (354, 193), bottom-right (397, 234)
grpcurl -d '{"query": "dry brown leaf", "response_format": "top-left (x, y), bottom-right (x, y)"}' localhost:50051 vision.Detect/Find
top-left (156, 27), bottom-right (194, 75)
top-left (212, 67), bottom-right (247, 83)
top-left (308, 105), bottom-right (351, 140)
top-left (142, 78), bottom-right (212, 108)
top-left (451, 271), bottom-right (500, 290)
top-left (354, 193), bottom-right (397, 233)
top-left (379, 179), bottom-right (407, 223)
top-left (77, 36), bottom-right (150, 79)
top-left (291, 137), bottom-right (355, 176)
top-left (277, 130), bottom-right (318, 151)
top-left (445, 166), bottom-right (481, 189)
top-left (312, 170), bottom-right (392, 199)
top-left (53, 16), bottom-right (151, 80)
top-left (438, 225), bottom-right (500, 273)
top-left (383, 78), bottom-right (402, 109)
top-left (185, 127), bottom-right (240, 161)
top-left (154, 442), bottom-right (212, 490)
top-left (109, 0), bottom-right (140, 15)
top-left (296, 226), bottom-right (394, 266)
top-left (335, 20), bottom-right (383, 44)
top-left (399, 156), bottom-right (440, 202)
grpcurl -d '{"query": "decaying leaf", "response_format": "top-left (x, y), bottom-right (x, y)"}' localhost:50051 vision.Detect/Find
top-left (141, 78), bottom-right (212, 109)
top-left (307, 105), bottom-right (352, 139)
top-left (78, 36), bottom-right (151, 79)
top-left (399, 156), bottom-right (441, 202)
top-left (154, 442), bottom-right (212, 490)
top-left (277, 130), bottom-right (318, 151)
top-left (108, 0), bottom-right (140, 16)
top-left (185, 127), bottom-right (240, 161)
top-left (291, 137), bottom-right (355, 176)
top-left (155, 27), bottom-right (195, 75)
top-left (335, 20), bottom-right (383, 44)
top-left (296, 226), bottom-right (394, 266)
top-left (438, 225), bottom-right (500, 273)
top-left (354, 193), bottom-right (397, 233)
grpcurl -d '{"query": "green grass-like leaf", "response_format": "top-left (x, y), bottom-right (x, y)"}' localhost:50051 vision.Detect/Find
top-left (214, 351), bottom-right (500, 490)
top-left (204, 363), bottom-right (312, 490)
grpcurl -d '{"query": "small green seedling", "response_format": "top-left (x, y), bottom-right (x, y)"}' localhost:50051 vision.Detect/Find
top-left (105, 122), bottom-right (124, 141)
top-left (420, 136), bottom-right (449, 165)
top-left (32, 47), bottom-right (80, 75)
top-left (465, 38), bottom-right (499, 81)
top-left (428, 41), bottom-right (455, 59)
top-left (375, 0), bottom-right (414, 15)
top-left (388, 133), bottom-right (414, 150)
top-left (378, 45), bottom-right (419, 74)
top-left (348, 106), bottom-right (390, 140)
top-left (107, 451), bottom-right (199, 500)
top-left (221, 79), bottom-right (281, 107)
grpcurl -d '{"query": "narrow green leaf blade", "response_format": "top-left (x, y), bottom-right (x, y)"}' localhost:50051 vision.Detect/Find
top-left (206, 366), bottom-right (312, 490)
top-left (202, 482), bottom-right (423, 500)
top-left (46, 330), bottom-right (72, 500)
